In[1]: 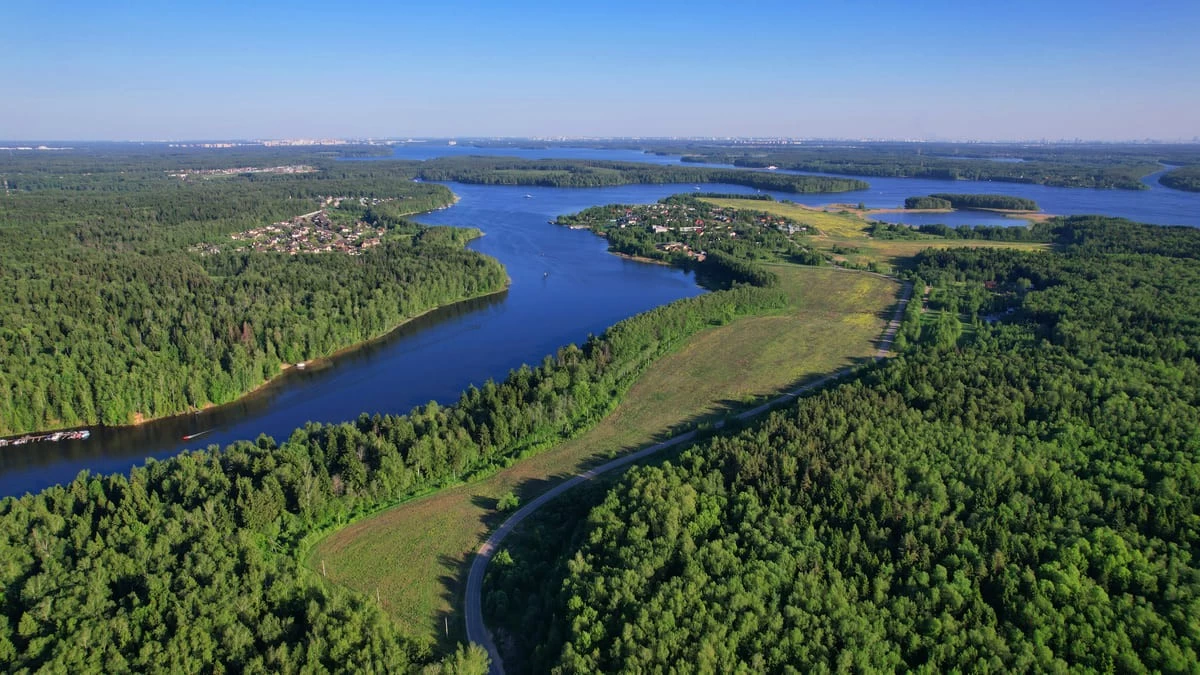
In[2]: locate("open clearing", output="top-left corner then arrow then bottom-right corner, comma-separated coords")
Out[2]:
307,264 -> 899,650
701,197 -> 1049,271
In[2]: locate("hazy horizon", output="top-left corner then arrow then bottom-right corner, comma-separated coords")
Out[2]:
4,136 -> 1200,145
3,0 -> 1198,141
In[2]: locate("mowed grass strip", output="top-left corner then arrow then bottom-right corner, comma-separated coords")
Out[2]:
307,265 -> 899,650
702,197 -> 1049,270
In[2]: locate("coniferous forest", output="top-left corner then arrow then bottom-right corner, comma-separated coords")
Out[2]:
484,216 -> 1200,672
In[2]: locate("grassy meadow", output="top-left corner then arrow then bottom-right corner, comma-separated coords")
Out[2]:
306,264 -> 900,650
701,197 -> 1049,271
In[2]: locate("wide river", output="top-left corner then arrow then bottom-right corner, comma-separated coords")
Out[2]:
3,147 -> 1199,496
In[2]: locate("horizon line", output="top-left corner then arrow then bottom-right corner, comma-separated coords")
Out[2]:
3,136 -> 1200,146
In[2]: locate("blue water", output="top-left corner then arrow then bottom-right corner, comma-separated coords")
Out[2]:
353,145 -> 1200,226
770,168 -> 1199,227
5,146 -> 1199,497
0,181 -> 772,497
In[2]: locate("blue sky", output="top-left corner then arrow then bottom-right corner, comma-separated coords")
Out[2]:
2,0 -> 1198,140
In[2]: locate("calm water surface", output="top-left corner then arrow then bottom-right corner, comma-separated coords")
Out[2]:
0,181 -> 770,497
4,147 -> 1199,496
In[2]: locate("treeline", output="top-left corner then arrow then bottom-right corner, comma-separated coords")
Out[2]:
489,216 -> 1200,671
647,143 -> 1163,190
866,221 -> 1051,242
0,276 -> 788,671
0,152 -> 508,434
411,157 -> 869,193
0,241 -> 507,434
923,193 -> 1039,211
702,250 -> 780,287
1159,165 -> 1200,192
904,196 -> 953,209
691,192 -> 774,201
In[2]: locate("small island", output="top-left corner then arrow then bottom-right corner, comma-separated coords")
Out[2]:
905,193 -> 1039,211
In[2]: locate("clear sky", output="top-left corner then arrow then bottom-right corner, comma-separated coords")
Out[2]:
2,0 -> 1198,141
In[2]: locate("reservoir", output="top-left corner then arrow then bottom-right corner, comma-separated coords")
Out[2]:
0,182 -> 743,497
3,149 -> 1199,496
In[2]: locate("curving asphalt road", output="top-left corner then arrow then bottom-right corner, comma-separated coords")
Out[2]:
465,279 -> 912,674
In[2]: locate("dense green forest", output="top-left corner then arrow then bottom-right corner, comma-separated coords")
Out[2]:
1160,166 -> 1200,192
923,193 -> 1039,211
0,248 -> 791,671
658,143 -> 1173,190
410,157 -> 869,193
0,152 -> 509,434
904,196 -> 953,209
482,216 -> 1200,672
904,194 -> 1038,211
866,221 -> 1050,242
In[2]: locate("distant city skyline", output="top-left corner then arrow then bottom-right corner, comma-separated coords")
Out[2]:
3,0 -> 1198,141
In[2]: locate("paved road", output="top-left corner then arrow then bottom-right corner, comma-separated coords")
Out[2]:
465,279 -> 913,674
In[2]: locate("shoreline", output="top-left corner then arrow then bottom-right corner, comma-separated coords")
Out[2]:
0,282 -> 512,444
612,251 -> 673,266
0,194 -> 514,443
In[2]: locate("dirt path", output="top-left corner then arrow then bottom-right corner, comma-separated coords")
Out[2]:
465,277 -> 913,674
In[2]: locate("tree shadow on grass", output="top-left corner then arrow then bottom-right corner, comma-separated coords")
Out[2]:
428,357 -> 877,658
433,552 -> 470,651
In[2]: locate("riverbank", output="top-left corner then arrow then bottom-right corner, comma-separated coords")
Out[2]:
0,237 -> 509,445
307,263 -> 900,652
52,283 -> 510,441
612,251 -> 672,266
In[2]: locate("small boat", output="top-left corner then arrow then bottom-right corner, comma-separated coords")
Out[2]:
544,271 -> 550,278
296,362 -> 307,369
182,430 -> 211,441
524,194 -> 534,199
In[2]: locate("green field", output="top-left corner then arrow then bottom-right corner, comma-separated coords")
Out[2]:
701,197 -> 1049,271
307,264 -> 899,650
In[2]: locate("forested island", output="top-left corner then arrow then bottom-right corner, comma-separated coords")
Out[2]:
626,140 -> 1200,190
905,194 -> 1039,211
0,151 -> 507,435
1159,165 -> 1200,192
410,157 -> 869,193
484,215 -> 1200,671
648,139 -> 1200,189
